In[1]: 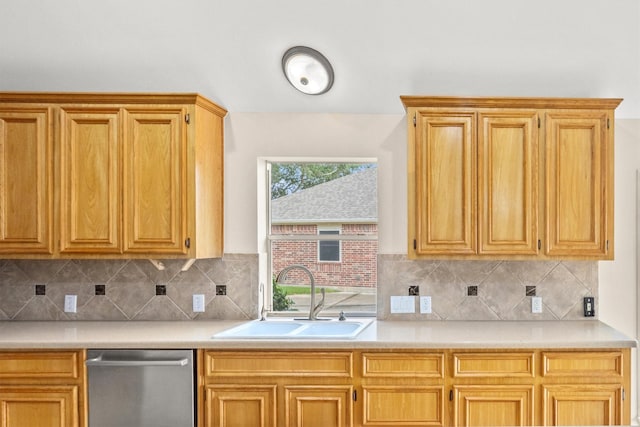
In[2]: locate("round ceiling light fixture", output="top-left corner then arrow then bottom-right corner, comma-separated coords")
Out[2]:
282,46 -> 334,95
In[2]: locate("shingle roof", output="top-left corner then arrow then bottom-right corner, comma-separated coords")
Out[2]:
271,167 -> 377,224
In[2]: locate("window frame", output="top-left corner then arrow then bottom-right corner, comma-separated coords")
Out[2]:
259,157 -> 378,317
317,227 -> 341,263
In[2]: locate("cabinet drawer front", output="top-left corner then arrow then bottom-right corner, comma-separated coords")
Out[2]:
204,351 -> 353,378
542,351 -> 623,377
0,352 -> 80,379
453,352 -> 535,378
362,352 -> 444,378
362,386 -> 445,426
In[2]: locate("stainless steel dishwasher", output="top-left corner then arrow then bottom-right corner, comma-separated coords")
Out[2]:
86,349 -> 195,427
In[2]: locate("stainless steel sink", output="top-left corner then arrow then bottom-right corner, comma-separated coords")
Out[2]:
213,318 -> 374,340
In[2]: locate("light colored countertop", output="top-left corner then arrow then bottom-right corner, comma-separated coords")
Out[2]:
0,320 -> 635,350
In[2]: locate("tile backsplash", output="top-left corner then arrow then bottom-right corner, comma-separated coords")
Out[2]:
377,255 -> 598,320
0,254 -> 597,321
0,254 -> 258,321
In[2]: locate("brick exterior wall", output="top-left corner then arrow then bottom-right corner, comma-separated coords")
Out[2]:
271,224 -> 377,288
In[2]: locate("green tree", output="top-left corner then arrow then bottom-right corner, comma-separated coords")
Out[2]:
271,163 -> 373,199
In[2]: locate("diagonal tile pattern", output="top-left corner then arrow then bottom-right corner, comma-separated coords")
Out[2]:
378,255 -> 599,321
0,254 -> 258,321
0,253 -> 598,322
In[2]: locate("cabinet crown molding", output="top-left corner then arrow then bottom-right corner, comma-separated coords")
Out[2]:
400,95 -> 623,111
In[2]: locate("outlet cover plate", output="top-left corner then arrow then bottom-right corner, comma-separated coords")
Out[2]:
390,296 -> 415,313
420,296 -> 432,314
193,294 -> 206,313
531,296 -> 543,314
64,295 -> 77,313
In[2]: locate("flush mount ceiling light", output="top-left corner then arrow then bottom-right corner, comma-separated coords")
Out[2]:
282,46 -> 334,95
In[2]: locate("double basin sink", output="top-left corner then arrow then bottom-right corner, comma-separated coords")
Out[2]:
213,318 -> 374,340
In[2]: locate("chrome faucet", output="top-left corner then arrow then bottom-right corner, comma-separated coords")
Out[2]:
275,264 -> 325,321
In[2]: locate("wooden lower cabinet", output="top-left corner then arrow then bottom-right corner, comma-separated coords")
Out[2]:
0,350 -> 85,427
199,348 -> 630,427
0,385 -> 79,427
542,384 -> 622,426
453,385 -> 534,427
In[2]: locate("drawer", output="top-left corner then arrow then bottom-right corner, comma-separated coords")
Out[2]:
0,351 -> 81,380
204,351 -> 353,378
542,351 -> 623,377
452,352 -> 535,378
362,352 -> 444,378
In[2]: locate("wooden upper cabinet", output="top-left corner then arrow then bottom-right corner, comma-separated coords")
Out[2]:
124,109 -> 186,254
478,111 -> 538,255
0,92 -> 226,259
0,109 -> 52,254
412,111 -> 476,255
59,108 -> 121,253
545,111 -> 612,258
403,96 -> 621,260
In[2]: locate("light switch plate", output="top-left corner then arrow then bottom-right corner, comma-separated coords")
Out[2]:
193,294 -> 205,313
419,296 -> 432,314
531,296 -> 543,314
390,296 -> 415,313
64,295 -> 77,313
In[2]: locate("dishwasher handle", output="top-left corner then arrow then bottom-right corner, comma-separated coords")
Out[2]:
86,354 -> 189,367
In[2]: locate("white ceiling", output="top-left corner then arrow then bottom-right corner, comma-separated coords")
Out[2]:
2,0 -> 639,117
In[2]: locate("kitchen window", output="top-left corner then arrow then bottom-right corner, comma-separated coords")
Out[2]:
261,159 -> 377,317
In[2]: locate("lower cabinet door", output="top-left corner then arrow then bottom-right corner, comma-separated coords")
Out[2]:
0,385 -> 79,427
543,384 -> 622,426
205,385 -> 277,427
361,386 -> 445,426
285,385 -> 353,427
453,385 -> 534,427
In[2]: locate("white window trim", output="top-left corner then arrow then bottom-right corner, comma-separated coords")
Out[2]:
257,157 -> 378,315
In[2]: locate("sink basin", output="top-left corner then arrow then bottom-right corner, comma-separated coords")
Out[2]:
213,318 -> 374,340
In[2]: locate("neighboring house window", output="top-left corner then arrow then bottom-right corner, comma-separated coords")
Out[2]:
318,228 -> 340,262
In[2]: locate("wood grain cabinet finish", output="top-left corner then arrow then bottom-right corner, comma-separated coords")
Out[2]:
0,108 -> 53,254
0,92 -> 226,259
0,350 -> 85,427
403,96 -> 621,260
198,349 -> 630,427
201,351 -> 354,427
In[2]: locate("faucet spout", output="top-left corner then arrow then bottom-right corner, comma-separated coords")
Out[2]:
275,264 -> 324,321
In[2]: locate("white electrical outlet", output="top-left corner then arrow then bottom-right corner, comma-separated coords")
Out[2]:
390,296 -> 415,313
420,296 -> 432,314
64,295 -> 77,313
531,296 -> 543,314
193,294 -> 205,313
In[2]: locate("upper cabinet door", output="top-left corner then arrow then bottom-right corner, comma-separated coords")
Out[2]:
545,111 -> 612,258
411,111 -> 476,255
478,112 -> 538,255
59,109 -> 121,253
0,109 -> 52,253
124,109 -> 187,254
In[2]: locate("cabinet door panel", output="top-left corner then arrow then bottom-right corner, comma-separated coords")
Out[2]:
0,385 -> 79,427
124,109 -> 186,253
479,112 -> 538,254
285,386 -> 352,427
59,109 -> 121,253
413,112 -> 476,255
543,384 -> 621,426
362,386 -> 444,426
0,110 -> 52,253
545,112 -> 610,257
453,385 -> 534,427
206,385 -> 276,427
